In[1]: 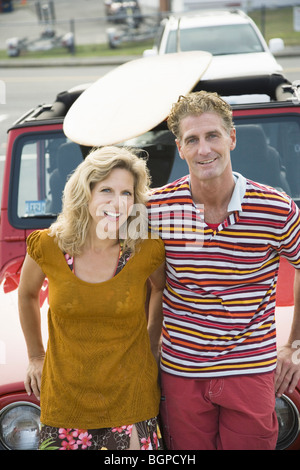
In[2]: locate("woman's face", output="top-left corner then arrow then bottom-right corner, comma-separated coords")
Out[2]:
88,168 -> 135,240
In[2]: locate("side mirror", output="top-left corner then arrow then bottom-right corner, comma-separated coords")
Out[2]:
143,48 -> 158,58
269,38 -> 285,53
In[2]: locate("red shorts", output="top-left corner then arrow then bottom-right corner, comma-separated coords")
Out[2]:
160,371 -> 278,450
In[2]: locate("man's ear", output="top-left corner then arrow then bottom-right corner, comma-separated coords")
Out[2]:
230,127 -> 236,151
176,138 -> 185,161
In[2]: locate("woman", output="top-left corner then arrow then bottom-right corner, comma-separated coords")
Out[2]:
18,146 -> 165,450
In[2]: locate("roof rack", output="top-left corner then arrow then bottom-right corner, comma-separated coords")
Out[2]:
193,73 -> 291,101
281,81 -> 300,103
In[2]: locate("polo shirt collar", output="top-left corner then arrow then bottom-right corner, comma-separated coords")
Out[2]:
228,172 -> 247,212
187,171 -> 246,212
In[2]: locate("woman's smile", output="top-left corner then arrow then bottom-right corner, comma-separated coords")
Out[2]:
89,168 -> 135,238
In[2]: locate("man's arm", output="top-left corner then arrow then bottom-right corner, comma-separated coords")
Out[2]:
275,268 -> 300,397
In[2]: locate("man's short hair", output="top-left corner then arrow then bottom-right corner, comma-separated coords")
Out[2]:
167,90 -> 234,139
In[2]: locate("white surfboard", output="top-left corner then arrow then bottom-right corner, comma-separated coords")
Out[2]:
63,51 -> 212,147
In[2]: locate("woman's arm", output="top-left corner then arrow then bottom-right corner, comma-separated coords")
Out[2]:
147,262 -> 165,364
18,253 -> 46,399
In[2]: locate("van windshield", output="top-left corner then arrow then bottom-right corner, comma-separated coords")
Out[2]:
166,24 -> 264,55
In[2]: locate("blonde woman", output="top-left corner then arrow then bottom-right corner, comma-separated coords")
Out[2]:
18,146 -> 165,450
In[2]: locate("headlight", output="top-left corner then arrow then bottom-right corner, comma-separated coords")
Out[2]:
276,395 -> 300,450
0,402 -> 40,450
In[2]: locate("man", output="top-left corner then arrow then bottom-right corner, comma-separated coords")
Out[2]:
147,91 -> 300,450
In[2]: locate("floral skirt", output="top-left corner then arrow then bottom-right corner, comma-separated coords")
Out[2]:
39,416 -> 163,450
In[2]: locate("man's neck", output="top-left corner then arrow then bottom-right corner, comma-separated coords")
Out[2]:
190,173 -> 236,225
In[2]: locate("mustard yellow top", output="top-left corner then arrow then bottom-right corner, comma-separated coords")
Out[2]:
26,229 -> 165,429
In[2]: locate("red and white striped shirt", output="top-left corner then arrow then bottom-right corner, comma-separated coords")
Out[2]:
148,173 -> 300,378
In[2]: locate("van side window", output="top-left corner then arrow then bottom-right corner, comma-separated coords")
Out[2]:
9,132 -> 83,229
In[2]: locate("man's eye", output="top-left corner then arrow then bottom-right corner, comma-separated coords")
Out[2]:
186,138 -> 197,145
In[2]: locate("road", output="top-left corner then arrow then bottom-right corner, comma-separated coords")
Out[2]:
279,56 -> 300,83
0,64 -> 115,154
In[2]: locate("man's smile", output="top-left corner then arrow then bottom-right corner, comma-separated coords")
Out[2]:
198,157 -> 218,165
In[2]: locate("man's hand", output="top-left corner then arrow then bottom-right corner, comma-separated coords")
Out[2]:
275,343 -> 300,397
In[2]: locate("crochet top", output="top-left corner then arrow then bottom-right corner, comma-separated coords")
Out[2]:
26,229 -> 165,429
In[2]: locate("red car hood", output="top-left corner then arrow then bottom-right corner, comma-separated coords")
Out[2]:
0,288 -> 48,387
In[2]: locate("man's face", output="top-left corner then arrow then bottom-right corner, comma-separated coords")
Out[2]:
176,112 -> 236,184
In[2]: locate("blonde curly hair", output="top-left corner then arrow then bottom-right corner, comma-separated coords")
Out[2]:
167,90 -> 234,139
49,146 -> 151,256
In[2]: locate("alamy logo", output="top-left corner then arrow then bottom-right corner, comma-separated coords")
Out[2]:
292,340 -> 300,365
95,201 -> 205,248
148,202 -> 205,248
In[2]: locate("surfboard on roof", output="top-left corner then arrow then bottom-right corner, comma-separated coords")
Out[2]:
63,51 -> 212,147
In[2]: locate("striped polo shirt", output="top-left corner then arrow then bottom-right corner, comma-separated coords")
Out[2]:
148,172 -> 300,378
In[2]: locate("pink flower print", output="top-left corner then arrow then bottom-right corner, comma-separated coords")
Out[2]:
65,253 -> 74,268
64,253 -> 73,265
112,425 -> 127,433
60,439 -> 78,450
71,429 -> 87,438
78,431 -> 92,449
153,431 -> 158,449
140,436 -> 152,450
58,428 -> 74,441
125,425 -> 133,436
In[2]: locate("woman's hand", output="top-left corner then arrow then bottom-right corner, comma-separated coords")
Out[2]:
18,253 -> 46,401
24,355 -> 45,400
